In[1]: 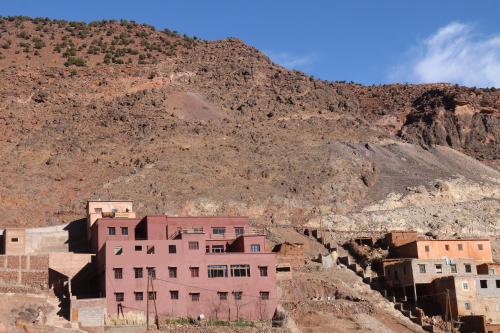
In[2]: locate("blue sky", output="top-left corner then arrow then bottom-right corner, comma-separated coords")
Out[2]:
1,1 -> 500,87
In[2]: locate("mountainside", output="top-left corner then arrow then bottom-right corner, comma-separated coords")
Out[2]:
0,17 -> 498,234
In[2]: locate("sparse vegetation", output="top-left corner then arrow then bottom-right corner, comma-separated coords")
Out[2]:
64,56 -> 86,67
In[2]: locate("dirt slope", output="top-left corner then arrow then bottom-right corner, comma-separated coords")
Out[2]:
0,17 -> 498,233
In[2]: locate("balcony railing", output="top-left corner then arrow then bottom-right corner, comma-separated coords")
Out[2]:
169,228 -> 265,240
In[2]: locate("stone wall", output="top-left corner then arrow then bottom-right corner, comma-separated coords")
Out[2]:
0,254 -> 49,292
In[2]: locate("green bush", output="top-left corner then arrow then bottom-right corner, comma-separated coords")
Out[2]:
32,38 -> 45,49
64,56 -> 86,67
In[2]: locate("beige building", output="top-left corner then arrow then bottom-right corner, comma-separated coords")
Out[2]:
86,201 -> 135,237
432,275 -> 500,325
2,228 -> 26,255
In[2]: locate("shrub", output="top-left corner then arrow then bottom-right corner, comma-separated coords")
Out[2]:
32,38 -> 45,49
64,56 -> 86,67
17,30 -> 30,39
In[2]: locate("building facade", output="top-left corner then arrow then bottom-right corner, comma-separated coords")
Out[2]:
393,239 -> 493,262
93,215 -> 277,320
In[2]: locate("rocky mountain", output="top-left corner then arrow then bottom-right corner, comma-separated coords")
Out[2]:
0,17 -> 498,236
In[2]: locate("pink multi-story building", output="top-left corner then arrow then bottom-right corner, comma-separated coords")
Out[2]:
91,215 -> 277,320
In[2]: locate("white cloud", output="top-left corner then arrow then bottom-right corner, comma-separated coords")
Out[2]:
265,50 -> 316,70
394,22 -> 500,87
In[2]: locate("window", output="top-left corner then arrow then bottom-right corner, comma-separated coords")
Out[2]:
488,268 -> 495,275
193,227 -> 203,232
463,281 -> 469,290
424,245 -> 430,252
450,264 -> 457,273
445,244 -> 449,251
465,264 -> 472,273
188,241 -> 199,250
212,245 -> 224,253
259,266 -> 268,277
134,267 -> 143,279
113,268 -> 123,279
148,292 -> 156,300
496,280 -> 500,288
231,264 -> 250,277
458,243 -> 463,251
235,227 -> 244,236
435,264 -> 442,274
115,292 -> 124,302
418,264 -> 426,274
190,293 -> 200,302
170,290 -> 179,300
134,292 -> 143,301
478,244 -> 484,250
480,280 -> 488,289
208,265 -> 228,278
205,245 -> 210,253
190,267 -> 199,277
260,291 -> 270,300
168,245 -> 176,254
251,244 -> 261,252
147,246 -> 155,254
108,227 -> 116,235
135,245 -> 142,251
212,227 -> 225,236
464,302 -> 471,310
233,291 -> 242,300
218,292 -> 228,300
168,267 -> 177,278
147,267 -> 156,279
11,238 -> 18,242
121,227 -> 128,235
114,247 -> 123,255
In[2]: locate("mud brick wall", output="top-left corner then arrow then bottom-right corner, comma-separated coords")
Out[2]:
0,254 -> 49,290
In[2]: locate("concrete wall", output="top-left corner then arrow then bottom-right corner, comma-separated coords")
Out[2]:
71,297 -> 106,328
0,254 -> 49,291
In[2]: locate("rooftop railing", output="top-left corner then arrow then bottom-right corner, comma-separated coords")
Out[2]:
168,228 -> 265,240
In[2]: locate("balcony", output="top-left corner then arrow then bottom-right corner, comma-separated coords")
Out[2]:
169,228 -> 265,240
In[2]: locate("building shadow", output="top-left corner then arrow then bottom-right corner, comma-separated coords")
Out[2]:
64,218 -> 88,253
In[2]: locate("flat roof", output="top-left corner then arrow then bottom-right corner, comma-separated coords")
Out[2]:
87,200 -> 133,203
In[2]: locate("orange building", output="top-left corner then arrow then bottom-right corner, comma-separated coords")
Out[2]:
393,239 -> 492,262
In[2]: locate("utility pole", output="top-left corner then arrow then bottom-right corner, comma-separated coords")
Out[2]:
150,275 -> 160,329
146,273 -> 150,331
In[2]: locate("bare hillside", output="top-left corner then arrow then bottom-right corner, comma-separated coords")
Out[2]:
0,17 -> 498,234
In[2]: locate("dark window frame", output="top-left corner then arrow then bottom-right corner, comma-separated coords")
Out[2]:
168,244 -> 177,254
190,292 -> 200,302
168,266 -> 177,278
170,290 -> 179,300
108,227 -> 116,235
134,292 -> 143,301
190,267 -> 199,278
134,267 -> 143,279
113,268 -> 123,279
115,292 -> 124,302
